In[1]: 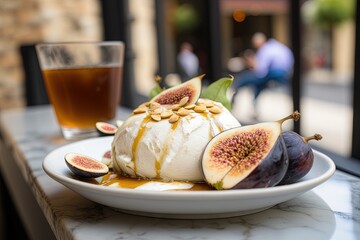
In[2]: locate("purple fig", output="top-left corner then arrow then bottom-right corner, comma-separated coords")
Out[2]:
279,132 -> 322,185
96,122 -> 117,136
65,153 -> 109,178
201,111 -> 301,190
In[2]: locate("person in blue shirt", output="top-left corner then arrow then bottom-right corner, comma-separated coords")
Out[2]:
233,32 -> 294,118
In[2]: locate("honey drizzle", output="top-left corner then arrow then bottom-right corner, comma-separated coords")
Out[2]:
210,113 -> 224,132
90,171 -> 212,191
155,119 -> 180,178
199,112 -> 216,139
131,116 -> 151,175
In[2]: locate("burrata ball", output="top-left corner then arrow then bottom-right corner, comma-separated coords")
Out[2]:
111,99 -> 240,182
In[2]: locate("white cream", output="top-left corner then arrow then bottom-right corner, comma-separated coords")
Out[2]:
111,100 -> 240,182
134,182 -> 194,191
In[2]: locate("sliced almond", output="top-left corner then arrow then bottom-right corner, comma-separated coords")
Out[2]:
169,114 -> 179,123
209,106 -> 222,114
139,102 -> 150,108
177,108 -> 190,116
133,107 -> 147,114
151,114 -> 161,122
171,104 -> 181,111
204,101 -> 214,108
194,105 -> 206,113
149,102 -> 161,111
138,104 -> 147,109
197,99 -> 205,104
184,104 -> 196,110
160,110 -> 173,119
179,96 -> 189,107
150,108 -> 163,115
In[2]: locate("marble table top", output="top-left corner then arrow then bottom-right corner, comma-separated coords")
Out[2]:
0,105 -> 359,240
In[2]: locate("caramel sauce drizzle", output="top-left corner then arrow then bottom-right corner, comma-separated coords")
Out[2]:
155,119 -> 180,178
102,174 -> 150,188
131,116 -> 151,175
199,112 -> 223,138
210,113 -> 224,132
85,171 -> 212,191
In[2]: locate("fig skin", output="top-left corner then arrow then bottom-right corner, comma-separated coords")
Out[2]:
150,75 -> 203,105
202,111 -> 300,190
278,131 -> 322,185
65,153 -> 109,178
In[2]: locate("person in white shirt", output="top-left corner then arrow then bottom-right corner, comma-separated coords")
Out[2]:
233,32 -> 294,117
177,42 -> 200,81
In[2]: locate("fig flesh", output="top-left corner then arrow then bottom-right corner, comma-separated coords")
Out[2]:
65,153 -> 109,178
279,132 -> 322,185
201,111 -> 300,190
150,75 -> 203,105
96,122 -> 117,136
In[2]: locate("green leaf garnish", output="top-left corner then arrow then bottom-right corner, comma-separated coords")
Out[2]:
149,75 -> 163,100
200,76 -> 233,111
149,85 -> 163,100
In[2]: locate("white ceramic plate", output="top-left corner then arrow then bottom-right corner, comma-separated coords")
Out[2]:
43,136 -> 336,219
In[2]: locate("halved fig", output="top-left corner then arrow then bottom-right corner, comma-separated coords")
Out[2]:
96,122 -> 117,136
65,153 -> 109,178
201,111 -> 300,190
150,75 -> 203,105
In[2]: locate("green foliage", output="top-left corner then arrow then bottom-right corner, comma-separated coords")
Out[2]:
313,0 -> 354,27
174,4 -> 200,33
149,85 -> 163,100
200,76 -> 233,111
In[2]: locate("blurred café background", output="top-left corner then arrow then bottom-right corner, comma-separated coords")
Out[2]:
0,1 -> 357,156
2,0 -> 355,154
0,0 -> 357,160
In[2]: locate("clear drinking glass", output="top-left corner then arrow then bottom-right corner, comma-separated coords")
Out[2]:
36,42 -> 124,140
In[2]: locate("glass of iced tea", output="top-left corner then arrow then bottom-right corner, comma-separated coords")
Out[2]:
36,42 -> 124,140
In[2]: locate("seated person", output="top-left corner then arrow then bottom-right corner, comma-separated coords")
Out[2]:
233,32 -> 294,116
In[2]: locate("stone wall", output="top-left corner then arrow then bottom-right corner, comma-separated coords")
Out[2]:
0,0 -> 102,109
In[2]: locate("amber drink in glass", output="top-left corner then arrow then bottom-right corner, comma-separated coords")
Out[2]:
36,42 -> 124,140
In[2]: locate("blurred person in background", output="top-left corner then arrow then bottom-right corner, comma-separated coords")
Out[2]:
233,32 -> 294,118
177,41 -> 200,82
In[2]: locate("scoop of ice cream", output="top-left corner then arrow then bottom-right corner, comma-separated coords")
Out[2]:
111,99 -> 240,182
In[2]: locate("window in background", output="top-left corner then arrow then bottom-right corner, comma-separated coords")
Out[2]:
117,0 -> 354,158
300,0 -> 355,156
103,0 -> 360,174
129,0 -> 158,98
